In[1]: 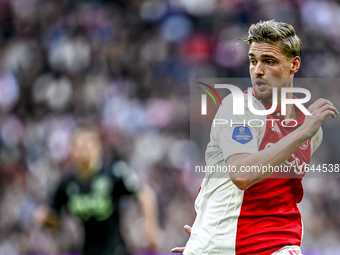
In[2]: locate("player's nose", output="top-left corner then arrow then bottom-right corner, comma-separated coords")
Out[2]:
254,62 -> 265,77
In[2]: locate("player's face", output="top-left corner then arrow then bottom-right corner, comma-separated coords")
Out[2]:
71,130 -> 102,171
248,42 -> 300,101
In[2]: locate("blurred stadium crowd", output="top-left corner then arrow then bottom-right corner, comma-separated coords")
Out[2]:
0,0 -> 340,254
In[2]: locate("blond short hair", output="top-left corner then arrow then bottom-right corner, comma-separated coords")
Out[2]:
246,20 -> 302,59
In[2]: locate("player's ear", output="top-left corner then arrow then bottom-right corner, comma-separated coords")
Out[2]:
290,56 -> 300,74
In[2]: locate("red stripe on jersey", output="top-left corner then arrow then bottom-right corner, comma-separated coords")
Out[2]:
235,91 -> 310,255
195,187 -> 202,215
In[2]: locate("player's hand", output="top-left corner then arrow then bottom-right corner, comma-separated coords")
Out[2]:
145,225 -> 163,252
171,225 -> 191,253
34,206 -> 59,229
147,233 -> 158,252
300,98 -> 338,139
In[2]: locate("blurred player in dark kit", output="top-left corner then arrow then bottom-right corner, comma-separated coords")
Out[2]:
36,127 -> 160,255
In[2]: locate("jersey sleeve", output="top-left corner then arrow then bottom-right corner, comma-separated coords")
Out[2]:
111,161 -> 142,196
310,127 -> 323,156
211,93 -> 266,162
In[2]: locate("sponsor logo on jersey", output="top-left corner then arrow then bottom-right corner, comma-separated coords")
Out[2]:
232,126 -> 253,144
271,123 -> 282,135
299,140 -> 308,150
67,175 -> 114,221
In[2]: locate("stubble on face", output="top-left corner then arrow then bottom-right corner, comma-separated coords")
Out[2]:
254,80 -> 273,101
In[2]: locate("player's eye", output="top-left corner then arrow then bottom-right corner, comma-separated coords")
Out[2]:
265,60 -> 274,65
249,59 -> 257,65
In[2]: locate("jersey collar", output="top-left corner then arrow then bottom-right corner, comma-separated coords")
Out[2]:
251,87 -> 306,126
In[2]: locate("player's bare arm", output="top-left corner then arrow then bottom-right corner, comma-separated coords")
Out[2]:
137,184 -> 161,251
228,98 -> 338,190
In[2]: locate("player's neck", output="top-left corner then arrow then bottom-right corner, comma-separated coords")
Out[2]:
267,92 -> 300,120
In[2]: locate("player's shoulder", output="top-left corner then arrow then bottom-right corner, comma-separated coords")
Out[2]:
219,91 -> 265,117
220,92 -> 247,105
109,160 -> 140,182
110,160 -> 132,178
110,160 -> 142,193
221,90 -> 261,102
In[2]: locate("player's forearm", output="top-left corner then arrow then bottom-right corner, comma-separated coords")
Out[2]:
228,127 -> 308,189
137,185 -> 159,250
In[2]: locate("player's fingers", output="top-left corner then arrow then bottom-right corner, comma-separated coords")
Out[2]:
321,109 -> 337,119
311,104 -> 338,116
317,104 -> 338,117
315,98 -> 333,107
312,98 -> 327,107
171,247 -> 185,253
184,225 -> 192,234
332,106 -> 339,115
309,99 -> 334,112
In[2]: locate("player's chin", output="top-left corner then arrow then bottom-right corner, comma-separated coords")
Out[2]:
255,90 -> 272,101
77,160 -> 91,169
